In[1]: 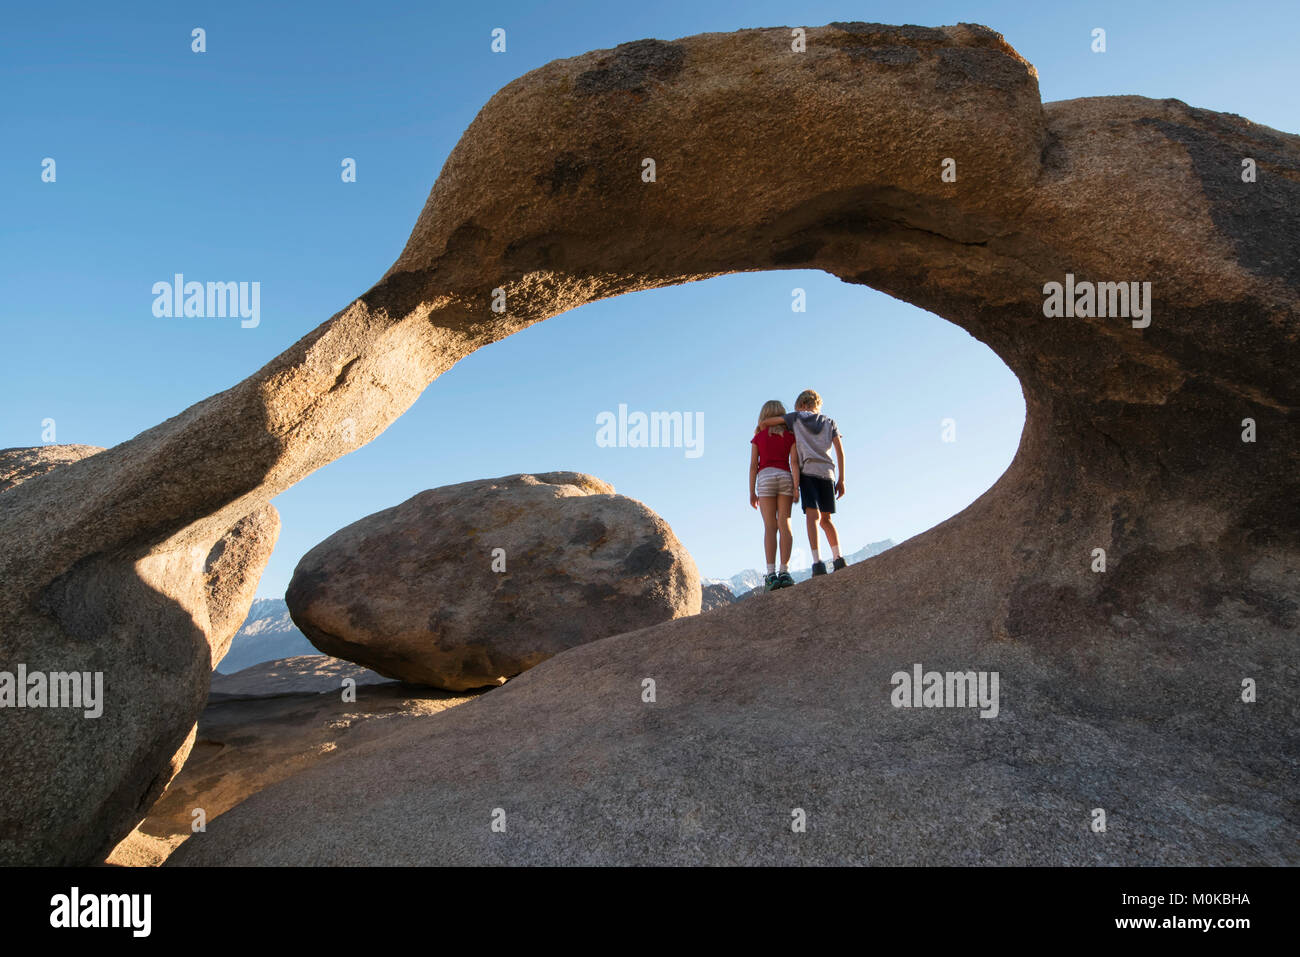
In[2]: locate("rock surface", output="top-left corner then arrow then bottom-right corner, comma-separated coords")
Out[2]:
0,447 -> 279,864
0,444 -> 106,493
107,656 -> 476,866
203,513 -> 283,668
0,449 -> 279,677
3,22 -> 1297,864
207,655 -> 391,699
287,472 -> 700,691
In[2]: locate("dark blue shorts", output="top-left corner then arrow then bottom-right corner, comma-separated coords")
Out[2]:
799,475 -> 836,514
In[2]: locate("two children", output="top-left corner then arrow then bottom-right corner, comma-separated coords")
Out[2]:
750,390 -> 846,590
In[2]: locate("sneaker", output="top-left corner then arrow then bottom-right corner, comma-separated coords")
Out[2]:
777,571 -> 796,588
811,561 -> 828,576
832,557 -> 847,571
763,573 -> 780,592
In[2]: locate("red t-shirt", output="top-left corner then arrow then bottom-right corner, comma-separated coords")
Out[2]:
751,427 -> 796,471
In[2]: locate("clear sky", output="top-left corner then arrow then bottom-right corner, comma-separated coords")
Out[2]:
3,1 -> 1295,592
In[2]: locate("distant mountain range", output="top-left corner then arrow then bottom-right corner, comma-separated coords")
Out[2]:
217,598 -> 316,674
704,539 -> 895,596
222,540 -> 896,673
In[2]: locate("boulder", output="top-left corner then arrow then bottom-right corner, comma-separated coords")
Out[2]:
286,472 -> 700,691
4,21 -> 1297,864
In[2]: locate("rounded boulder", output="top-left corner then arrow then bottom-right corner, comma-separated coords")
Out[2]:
286,472 -> 700,690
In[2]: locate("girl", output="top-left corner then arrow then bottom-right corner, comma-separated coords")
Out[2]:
748,399 -> 800,590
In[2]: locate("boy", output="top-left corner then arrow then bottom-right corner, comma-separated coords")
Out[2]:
756,389 -> 846,576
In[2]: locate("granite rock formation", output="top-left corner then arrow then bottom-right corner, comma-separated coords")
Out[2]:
0,447 -> 279,864
3,22 -> 1296,865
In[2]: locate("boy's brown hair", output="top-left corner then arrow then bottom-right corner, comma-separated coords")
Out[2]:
795,389 -> 822,412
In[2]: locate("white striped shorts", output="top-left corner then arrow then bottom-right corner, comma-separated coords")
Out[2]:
755,467 -> 794,498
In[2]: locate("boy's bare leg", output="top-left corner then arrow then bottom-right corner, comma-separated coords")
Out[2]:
819,513 -> 841,553
759,497 -> 779,566
805,507 -> 821,554
777,495 -> 794,566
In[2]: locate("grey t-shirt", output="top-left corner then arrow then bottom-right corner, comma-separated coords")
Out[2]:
783,411 -> 841,479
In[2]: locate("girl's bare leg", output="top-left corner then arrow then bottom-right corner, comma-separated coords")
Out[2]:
758,496 -> 778,566
777,494 -> 794,567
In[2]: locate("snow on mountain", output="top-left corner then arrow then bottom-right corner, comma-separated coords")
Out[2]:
218,598 -> 316,674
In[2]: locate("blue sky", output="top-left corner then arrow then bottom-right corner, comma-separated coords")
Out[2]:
2,1 -> 1294,591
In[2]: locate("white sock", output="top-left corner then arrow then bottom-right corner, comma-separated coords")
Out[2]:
832,546 -> 842,560
766,562 -> 776,574
811,550 -> 821,565
779,562 -> 788,573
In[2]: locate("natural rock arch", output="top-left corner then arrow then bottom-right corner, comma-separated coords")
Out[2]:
1,23 -> 1296,864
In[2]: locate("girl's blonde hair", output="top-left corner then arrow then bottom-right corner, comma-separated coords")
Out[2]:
758,399 -> 787,435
